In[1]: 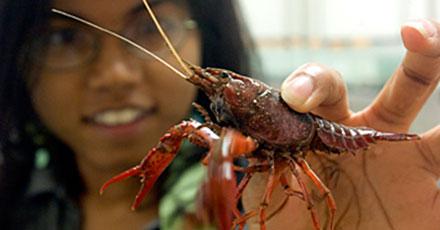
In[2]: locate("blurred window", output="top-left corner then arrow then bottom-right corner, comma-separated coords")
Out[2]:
238,0 -> 439,132
239,0 -> 439,86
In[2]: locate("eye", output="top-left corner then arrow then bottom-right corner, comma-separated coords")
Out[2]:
126,14 -> 179,52
44,27 -> 95,55
39,26 -> 96,70
220,71 -> 230,78
47,27 -> 79,47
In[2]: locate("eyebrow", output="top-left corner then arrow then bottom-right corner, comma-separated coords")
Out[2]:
127,0 -> 163,17
50,0 -> 164,23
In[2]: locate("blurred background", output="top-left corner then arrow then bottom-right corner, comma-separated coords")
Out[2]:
238,0 -> 439,133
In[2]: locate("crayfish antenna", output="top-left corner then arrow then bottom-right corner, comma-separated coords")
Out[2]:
51,9 -> 189,81
141,0 -> 193,76
182,59 -> 202,71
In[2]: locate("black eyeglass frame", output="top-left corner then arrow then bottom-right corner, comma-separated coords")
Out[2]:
25,14 -> 197,72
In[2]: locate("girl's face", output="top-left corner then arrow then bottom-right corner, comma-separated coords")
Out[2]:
31,0 -> 199,171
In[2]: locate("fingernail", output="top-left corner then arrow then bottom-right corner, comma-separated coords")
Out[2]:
405,19 -> 436,38
281,75 -> 314,106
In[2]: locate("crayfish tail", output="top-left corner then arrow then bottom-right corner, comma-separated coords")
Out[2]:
313,117 -> 420,154
99,166 -> 142,195
371,132 -> 420,141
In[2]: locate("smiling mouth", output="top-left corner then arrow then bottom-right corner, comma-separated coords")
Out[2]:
83,106 -> 158,127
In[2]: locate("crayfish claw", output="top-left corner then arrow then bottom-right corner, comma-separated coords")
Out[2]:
131,172 -> 159,210
99,166 -> 142,195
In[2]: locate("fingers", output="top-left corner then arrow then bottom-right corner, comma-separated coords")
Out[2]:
362,19 -> 440,132
422,125 -> 440,157
281,63 -> 351,122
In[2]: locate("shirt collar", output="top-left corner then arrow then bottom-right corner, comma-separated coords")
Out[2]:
24,166 -> 62,199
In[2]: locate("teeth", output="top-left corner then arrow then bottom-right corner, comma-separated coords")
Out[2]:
94,108 -> 143,126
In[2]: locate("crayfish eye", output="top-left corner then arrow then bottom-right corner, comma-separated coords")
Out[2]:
220,71 -> 230,79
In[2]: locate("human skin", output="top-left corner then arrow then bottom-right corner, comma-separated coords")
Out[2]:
243,19 -> 440,230
27,1 -> 439,229
30,0 -> 200,229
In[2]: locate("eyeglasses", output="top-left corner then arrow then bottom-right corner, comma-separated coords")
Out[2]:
29,14 -> 197,71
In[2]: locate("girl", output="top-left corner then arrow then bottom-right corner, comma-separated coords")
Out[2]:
0,0 -> 255,229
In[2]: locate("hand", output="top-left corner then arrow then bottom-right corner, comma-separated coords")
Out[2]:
242,19 -> 440,230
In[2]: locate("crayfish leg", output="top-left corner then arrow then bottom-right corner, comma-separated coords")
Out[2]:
257,160 -> 282,230
279,172 -> 304,201
298,158 -> 336,230
288,160 -> 321,230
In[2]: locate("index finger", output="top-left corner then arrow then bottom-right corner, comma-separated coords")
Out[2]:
361,19 -> 440,132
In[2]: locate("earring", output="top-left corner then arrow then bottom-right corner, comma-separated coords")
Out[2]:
25,122 -> 50,169
34,147 -> 50,170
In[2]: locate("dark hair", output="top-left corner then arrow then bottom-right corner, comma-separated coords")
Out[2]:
0,0 -> 256,226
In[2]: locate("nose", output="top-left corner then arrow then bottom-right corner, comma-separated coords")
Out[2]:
88,38 -> 142,94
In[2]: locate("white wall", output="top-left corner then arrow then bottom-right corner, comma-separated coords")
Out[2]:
239,0 -> 439,40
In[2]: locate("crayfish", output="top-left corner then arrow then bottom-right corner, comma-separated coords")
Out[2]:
53,1 -> 420,229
